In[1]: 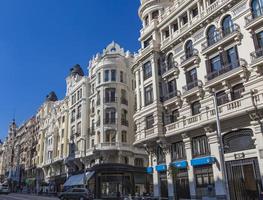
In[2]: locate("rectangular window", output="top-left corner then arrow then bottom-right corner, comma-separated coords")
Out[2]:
72,94 -> 76,105
111,70 -> 116,81
144,84 -> 153,106
195,166 -> 215,197
143,61 -> 152,80
170,109 -> 179,123
104,70 -> 109,82
120,71 -> 124,83
226,47 -> 239,68
98,72 -> 101,84
77,105 -> 81,119
210,55 -> 221,72
77,122 -> 81,135
192,6 -> 198,18
172,141 -> 186,161
71,126 -> 75,136
71,109 -> 76,122
191,101 -> 201,116
257,31 -> 263,49
192,135 -> 210,157
167,79 -> 177,94
173,22 -> 178,32
105,88 -> 116,102
143,36 -> 152,48
121,131 -> 127,143
181,13 -> 188,25
61,144 -> 64,157
146,115 -> 154,129
61,129 -> 64,138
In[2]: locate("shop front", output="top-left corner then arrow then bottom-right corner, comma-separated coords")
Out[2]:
87,163 -> 148,199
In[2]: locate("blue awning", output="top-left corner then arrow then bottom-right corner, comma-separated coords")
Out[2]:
171,160 -> 188,169
191,156 -> 216,167
155,164 -> 167,172
64,171 -> 94,187
146,167 -> 153,174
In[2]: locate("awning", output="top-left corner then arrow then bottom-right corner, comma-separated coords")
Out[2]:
146,167 -> 153,174
155,164 -> 167,172
191,156 -> 216,167
171,160 -> 188,169
64,171 -> 94,187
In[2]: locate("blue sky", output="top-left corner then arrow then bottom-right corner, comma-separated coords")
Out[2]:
0,0 -> 141,140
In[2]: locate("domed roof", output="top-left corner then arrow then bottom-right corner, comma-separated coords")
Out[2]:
46,91 -> 58,102
69,64 -> 84,77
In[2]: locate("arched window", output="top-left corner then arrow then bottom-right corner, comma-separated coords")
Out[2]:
185,40 -> 193,58
207,25 -> 217,46
167,53 -> 174,69
222,15 -> 233,36
223,129 -> 255,153
251,0 -> 263,18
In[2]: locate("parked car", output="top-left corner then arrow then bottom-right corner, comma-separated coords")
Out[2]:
59,188 -> 92,200
0,184 -> 9,194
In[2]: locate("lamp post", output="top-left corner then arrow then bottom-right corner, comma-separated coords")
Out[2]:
212,92 -> 230,200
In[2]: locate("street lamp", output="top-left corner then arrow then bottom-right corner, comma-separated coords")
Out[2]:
212,91 -> 230,200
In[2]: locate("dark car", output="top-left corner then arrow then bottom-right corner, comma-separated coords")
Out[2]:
59,188 -> 92,200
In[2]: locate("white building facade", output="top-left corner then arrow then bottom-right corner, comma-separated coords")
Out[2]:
133,0 -> 263,199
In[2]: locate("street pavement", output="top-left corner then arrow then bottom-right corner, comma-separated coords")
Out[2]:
0,193 -> 59,200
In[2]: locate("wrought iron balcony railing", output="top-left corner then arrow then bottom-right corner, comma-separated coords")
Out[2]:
245,7 -> 263,25
180,49 -> 199,64
251,48 -> 263,62
182,80 -> 200,92
205,60 -> 240,81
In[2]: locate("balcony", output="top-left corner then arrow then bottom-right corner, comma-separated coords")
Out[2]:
121,98 -> 128,106
121,119 -> 129,127
104,118 -> 116,125
250,48 -> 263,72
205,59 -> 248,87
161,63 -> 179,79
162,90 -> 182,108
201,24 -> 241,54
165,91 -> 263,137
180,49 -> 199,68
182,80 -> 203,97
245,8 -> 263,29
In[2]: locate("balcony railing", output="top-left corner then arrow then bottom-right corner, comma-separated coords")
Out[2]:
245,7 -> 263,25
206,61 -> 240,81
182,80 -> 200,92
251,48 -> 263,62
162,90 -> 180,101
121,98 -> 128,105
104,118 -> 116,125
121,119 -> 129,127
144,72 -> 152,80
202,24 -> 240,51
180,49 -> 199,64
160,62 -> 178,76
104,97 -> 117,103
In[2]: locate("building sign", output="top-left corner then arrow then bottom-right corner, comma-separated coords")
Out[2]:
234,153 -> 245,160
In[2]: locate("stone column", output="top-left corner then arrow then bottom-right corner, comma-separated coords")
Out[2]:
152,154 -> 160,198
165,151 -> 174,200
183,134 -> 196,198
206,127 -> 227,199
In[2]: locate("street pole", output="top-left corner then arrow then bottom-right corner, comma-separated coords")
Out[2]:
212,93 -> 230,200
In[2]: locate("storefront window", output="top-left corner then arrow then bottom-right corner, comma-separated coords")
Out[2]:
194,165 -> 215,198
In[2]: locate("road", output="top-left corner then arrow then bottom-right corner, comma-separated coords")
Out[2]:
0,193 -> 59,200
